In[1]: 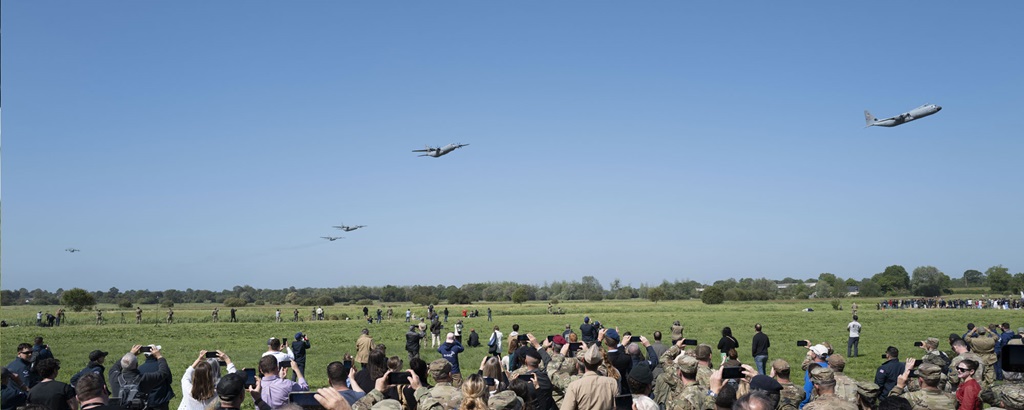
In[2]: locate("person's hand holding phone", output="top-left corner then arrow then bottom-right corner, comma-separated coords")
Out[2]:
314,388 -> 350,410
375,371 -> 391,392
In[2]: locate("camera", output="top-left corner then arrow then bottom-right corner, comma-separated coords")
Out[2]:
913,341 -> 924,347
796,340 -> 808,347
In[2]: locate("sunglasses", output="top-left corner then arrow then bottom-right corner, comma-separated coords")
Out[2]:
19,351 -> 32,355
956,367 -> 970,372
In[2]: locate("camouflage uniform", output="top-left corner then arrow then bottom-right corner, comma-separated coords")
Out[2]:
778,382 -> 806,410
803,393 -> 857,410
665,383 -> 706,410
696,364 -> 713,388
654,344 -> 685,407
980,381 -> 1024,410
946,352 -> 985,393
887,364 -> 956,410
353,389 -> 407,410
489,390 -> 524,410
828,355 -> 881,408
966,330 -> 997,385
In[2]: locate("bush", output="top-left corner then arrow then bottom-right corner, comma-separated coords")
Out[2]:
117,299 -> 133,308
255,300 -> 265,306
549,299 -> 559,305
831,299 -> 843,310
701,286 -> 725,305
60,288 -> 96,312
411,295 -> 440,306
160,299 -> 174,308
224,297 -> 248,307
354,299 -> 374,306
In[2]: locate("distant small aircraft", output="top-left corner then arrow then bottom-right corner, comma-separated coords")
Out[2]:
865,104 -> 942,127
413,143 -> 469,158
320,237 -> 344,241
65,248 -> 80,253
333,224 -> 366,232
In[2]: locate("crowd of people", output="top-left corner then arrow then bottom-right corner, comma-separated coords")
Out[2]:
877,298 -> 1023,310
4,311 -> 1024,410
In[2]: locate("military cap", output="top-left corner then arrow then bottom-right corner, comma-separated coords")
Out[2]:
629,363 -> 654,384
809,366 -> 834,384
917,363 -> 942,381
522,347 -> 542,361
977,327 -> 988,334
552,335 -> 567,345
771,359 -> 790,373
856,381 -> 881,399
925,337 -> 940,347
371,399 -> 404,410
580,345 -> 603,366
489,390 -> 524,410
1018,327 -> 1024,334
827,354 -> 846,370
750,375 -> 783,392
428,359 -> 452,380
676,355 -> 699,374
605,329 -> 620,342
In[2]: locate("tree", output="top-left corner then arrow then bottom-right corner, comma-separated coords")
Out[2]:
911,266 -> 951,297
701,286 -> 725,305
511,287 -> 529,304
446,288 -> 472,305
648,288 -> 666,303
961,270 -> 986,287
987,265 -> 1012,292
60,288 -> 96,312
858,278 -> 882,297
873,265 -> 910,294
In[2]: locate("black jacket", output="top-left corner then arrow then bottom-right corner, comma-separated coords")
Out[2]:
751,333 -> 770,357
874,358 -> 905,398
70,362 -> 107,390
292,340 -> 311,365
406,331 -> 424,353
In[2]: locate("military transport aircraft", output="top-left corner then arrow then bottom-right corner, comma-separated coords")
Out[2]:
865,104 -> 942,127
413,143 -> 469,158
65,248 -> 80,253
333,224 -> 366,232
320,237 -> 344,241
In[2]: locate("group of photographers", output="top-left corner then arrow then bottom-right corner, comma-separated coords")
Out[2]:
5,317 -> 1024,410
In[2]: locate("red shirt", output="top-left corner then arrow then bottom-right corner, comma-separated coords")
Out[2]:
956,378 -> 981,410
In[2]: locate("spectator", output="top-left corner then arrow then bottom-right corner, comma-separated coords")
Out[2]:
516,346 -> 554,409
752,323 -> 770,375
108,345 -> 171,405
262,338 -> 295,366
479,356 -> 508,393
292,333 -> 311,382
27,358 -> 78,410
467,329 -> 481,348
405,325 -> 426,362
139,347 -> 176,410
326,361 -> 363,406
1,367 -> 28,410
847,316 -> 861,358
214,373 -> 249,410
717,327 -> 738,364
886,359 -> 955,409
579,317 -> 597,344
873,346 -> 903,402
801,365 -> 853,410
770,359 -> 805,410
437,333 -> 465,387
8,343 -> 37,390
74,373 -> 115,410
258,355 -> 308,408
460,374 -> 490,410
627,363 -> 656,410
355,329 -> 375,369
671,321 -> 684,345
561,345 -> 618,410
488,326 -> 504,358
423,359 -> 459,408
955,359 -> 981,410
430,318 -> 443,348
800,345 -> 829,408
70,350 -> 109,391
353,349 -> 388,394
179,350 -> 235,410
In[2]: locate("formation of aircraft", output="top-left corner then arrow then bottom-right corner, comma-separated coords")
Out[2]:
65,248 -> 80,253
413,143 -> 469,158
865,104 -> 942,128
320,236 -> 344,241
333,224 -> 366,232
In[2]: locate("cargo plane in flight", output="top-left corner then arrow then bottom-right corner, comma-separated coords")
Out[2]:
865,104 -> 942,127
413,143 -> 469,158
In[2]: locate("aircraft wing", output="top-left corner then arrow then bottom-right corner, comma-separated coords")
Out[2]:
412,149 -> 431,152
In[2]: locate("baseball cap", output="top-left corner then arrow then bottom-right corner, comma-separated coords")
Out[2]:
427,359 -> 451,380
675,355 -> 699,373
917,363 -> 942,381
809,366 -> 834,384
295,332 -> 304,340
826,354 -> 846,371
810,344 -> 828,356
489,390 -> 524,410
771,359 -> 790,373
216,373 -> 245,401
89,350 -> 109,362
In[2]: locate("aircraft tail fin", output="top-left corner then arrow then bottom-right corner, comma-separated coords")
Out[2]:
864,110 -> 877,127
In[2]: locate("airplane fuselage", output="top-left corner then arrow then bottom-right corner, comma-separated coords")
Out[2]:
866,104 -> 942,127
416,143 -> 468,157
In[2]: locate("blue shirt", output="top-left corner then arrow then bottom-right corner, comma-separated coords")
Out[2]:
438,341 -> 464,374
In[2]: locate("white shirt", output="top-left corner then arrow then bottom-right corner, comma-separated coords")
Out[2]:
848,321 -> 861,337
178,364 -> 237,410
263,347 -> 295,363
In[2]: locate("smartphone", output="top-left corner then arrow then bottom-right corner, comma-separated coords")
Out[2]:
721,366 -> 744,379
547,335 -> 555,343
796,340 -> 808,347
484,377 -> 497,386
683,339 -> 698,346
517,334 -> 529,342
386,371 -> 412,385
205,351 -> 220,359
288,392 -> 324,410
342,360 -> 353,376
1002,344 -> 1024,372
516,374 -> 535,382
138,346 -> 152,353
629,336 -> 642,344
913,341 -> 924,347
243,368 -> 257,388
882,354 -> 888,359
568,342 -> 583,352
280,360 -> 292,368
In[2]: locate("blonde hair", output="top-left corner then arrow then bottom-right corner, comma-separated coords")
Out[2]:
460,374 -> 489,410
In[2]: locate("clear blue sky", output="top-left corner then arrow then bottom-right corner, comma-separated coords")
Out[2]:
2,2 -> 1022,292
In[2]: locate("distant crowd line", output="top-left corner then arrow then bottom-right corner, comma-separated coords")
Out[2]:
877,298 -> 1023,310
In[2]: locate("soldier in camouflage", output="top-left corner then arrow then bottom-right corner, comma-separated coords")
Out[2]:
695,344 -> 714,388
917,338 -> 951,391
947,338 -> 985,393
422,359 -> 461,409
980,369 -> 1023,410
828,354 -> 880,410
664,355 -> 706,410
966,326 -> 997,385
803,365 -> 857,410
770,359 -> 805,410
887,358 -> 956,410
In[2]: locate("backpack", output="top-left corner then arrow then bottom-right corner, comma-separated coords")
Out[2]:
117,374 -> 149,410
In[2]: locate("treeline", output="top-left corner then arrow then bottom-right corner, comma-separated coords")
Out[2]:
3,265 -> 1021,309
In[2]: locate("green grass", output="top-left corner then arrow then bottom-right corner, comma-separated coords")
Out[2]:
2,298 -> 1018,409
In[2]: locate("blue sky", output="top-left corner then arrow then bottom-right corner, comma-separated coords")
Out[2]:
2,2 -> 1022,292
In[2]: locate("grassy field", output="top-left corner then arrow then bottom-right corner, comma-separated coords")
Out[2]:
2,298 -> 1019,409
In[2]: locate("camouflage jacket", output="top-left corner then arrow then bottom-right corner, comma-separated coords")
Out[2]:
665,382 -> 706,410
778,381 -> 805,410
803,393 -> 858,410
889,386 -> 956,410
